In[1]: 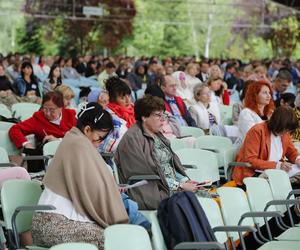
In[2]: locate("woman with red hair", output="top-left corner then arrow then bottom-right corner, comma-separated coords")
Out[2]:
235,80 -> 274,146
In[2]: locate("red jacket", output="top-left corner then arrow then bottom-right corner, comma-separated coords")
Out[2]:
9,108 -> 77,148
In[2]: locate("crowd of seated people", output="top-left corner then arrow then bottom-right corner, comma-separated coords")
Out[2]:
1,53 -> 300,248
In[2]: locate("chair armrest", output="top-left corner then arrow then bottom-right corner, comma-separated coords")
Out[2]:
128,175 -> 161,183
213,225 -> 256,233
238,211 -> 282,225
265,199 -> 300,210
226,162 -> 251,181
12,205 -> 55,249
182,164 -> 197,169
228,162 -> 252,167
174,242 -> 225,250
287,189 -> 300,199
22,155 -> 51,161
0,163 -> 16,167
100,152 -> 114,158
200,148 -> 220,153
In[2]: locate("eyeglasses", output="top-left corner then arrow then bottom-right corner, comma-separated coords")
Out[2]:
92,135 -> 106,143
197,91 -> 212,97
152,112 -> 168,120
42,107 -> 59,114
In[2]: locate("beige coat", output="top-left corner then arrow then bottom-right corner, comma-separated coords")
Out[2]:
44,127 -> 128,228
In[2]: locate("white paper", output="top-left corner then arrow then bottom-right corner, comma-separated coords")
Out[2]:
287,164 -> 300,178
119,180 -> 148,190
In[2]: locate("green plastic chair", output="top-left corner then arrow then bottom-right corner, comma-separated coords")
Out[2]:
0,146 -> 10,164
0,130 -> 20,155
175,148 -> 220,183
197,198 -> 228,245
50,243 -> 98,250
11,103 -> 40,121
43,140 -> 61,157
169,138 -> 194,152
141,211 -> 167,250
257,241 -> 300,250
1,180 -> 55,249
194,136 -> 236,179
293,142 -> 300,153
219,104 -> 233,125
0,104 -> 12,118
0,121 -> 14,131
217,187 -> 255,241
244,177 -> 300,242
264,169 -> 295,214
104,224 -> 152,250
180,126 -> 205,138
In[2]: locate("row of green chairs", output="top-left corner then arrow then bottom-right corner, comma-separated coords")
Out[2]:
0,103 -> 41,121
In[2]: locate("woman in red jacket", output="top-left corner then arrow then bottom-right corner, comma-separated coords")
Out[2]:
9,91 -> 76,149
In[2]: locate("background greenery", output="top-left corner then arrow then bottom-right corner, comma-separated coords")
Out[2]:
0,0 -> 300,60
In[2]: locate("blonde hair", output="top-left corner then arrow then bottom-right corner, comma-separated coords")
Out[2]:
185,63 -> 198,75
55,84 -> 75,99
208,65 -> 224,80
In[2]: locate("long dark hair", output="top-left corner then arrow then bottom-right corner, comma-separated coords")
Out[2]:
48,63 -> 62,85
20,61 -> 38,84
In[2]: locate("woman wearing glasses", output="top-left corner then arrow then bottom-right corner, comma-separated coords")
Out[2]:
9,91 -> 76,149
115,95 -> 201,210
32,102 -> 128,249
189,83 -> 220,134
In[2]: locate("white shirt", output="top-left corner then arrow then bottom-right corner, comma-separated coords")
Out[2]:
235,108 -> 263,146
38,187 -> 93,223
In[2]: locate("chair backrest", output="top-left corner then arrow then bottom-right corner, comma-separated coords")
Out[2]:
0,104 -> 12,118
195,136 -> 234,170
0,146 -> 10,164
141,210 -> 167,250
11,103 -> 40,121
243,177 -> 277,226
217,187 -> 254,240
293,142 -> 300,153
169,137 -> 194,152
265,169 -> 293,213
0,130 -> 19,155
50,243 -> 98,250
175,148 -> 220,183
43,140 -> 61,156
0,121 -> 15,131
104,224 -> 152,250
197,197 -> 228,244
180,126 -> 205,138
219,104 -> 233,125
1,180 -> 42,232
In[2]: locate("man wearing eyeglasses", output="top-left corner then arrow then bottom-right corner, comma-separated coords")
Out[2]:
160,75 -> 196,127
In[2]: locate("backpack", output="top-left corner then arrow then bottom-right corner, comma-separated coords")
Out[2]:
157,191 -> 216,249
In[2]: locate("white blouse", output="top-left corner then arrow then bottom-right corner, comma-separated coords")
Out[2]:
38,187 -> 93,223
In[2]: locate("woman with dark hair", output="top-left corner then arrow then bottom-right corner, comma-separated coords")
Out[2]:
235,80 -> 274,146
9,91 -> 76,149
43,63 -> 63,93
0,63 -> 19,108
15,61 -> 42,103
106,76 -> 136,128
115,95 -> 201,210
232,106 -> 300,186
32,102 -> 128,249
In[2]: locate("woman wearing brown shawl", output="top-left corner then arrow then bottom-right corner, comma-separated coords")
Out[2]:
32,102 -> 128,249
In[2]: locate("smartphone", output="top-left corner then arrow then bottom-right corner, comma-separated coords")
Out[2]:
196,181 -> 212,187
